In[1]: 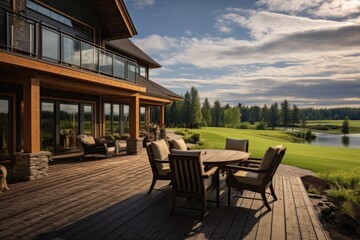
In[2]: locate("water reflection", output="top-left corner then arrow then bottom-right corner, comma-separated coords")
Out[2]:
305,132 -> 360,148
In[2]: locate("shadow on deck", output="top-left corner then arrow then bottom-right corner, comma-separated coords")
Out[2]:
0,152 -> 327,240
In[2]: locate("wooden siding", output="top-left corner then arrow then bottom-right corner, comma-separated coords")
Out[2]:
0,153 -> 328,240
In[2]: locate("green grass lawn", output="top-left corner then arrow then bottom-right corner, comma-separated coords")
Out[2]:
170,127 -> 360,174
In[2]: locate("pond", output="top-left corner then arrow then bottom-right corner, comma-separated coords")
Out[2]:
304,132 -> 360,149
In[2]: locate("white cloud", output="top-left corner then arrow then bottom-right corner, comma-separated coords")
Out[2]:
256,0 -> 360,19
133,6 -> 360,107
130,0 -> 155,9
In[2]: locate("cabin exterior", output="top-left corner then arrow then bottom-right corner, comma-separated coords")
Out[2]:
0,0 -> 181,180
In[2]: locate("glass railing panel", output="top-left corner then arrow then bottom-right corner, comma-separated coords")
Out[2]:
42,27 -> 60,61
127,60 -> 136,81
8,14 -> 36,55
114,55 -> 125,79
0,11 -> 7,47
62,35 -> 80,67
81,42 -> 98,71
99,50 -> 113,76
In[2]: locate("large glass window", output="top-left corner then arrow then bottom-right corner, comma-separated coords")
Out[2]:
127,61 -> 136,81
114,56 -> 125,79
104,103 -> 130,137
59,103 -> 78,151
140,107 -> 146,130
0,98 -> 10,159
42,28 -> 60,61
41,102 -> 55,152
81,105 -> 93,135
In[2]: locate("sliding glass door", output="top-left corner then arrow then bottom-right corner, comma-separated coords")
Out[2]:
41,100 -> 94,154
0,97 -> 11,159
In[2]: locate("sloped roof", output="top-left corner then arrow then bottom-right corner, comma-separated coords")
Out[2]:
89,0 -> 137,38
136,75 -> 183,101
107,39 -> 161,68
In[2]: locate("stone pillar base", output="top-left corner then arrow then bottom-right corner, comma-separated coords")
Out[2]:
126,138 -> 144,155
13,151 -> 51,181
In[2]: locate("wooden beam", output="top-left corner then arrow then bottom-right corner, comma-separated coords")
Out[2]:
0,52 -> 145,93
160,105 -> 165,128
22,78 -> 41,153
139,94 -> 171,104
145,106 -> 151,131
129,94 -> 139,139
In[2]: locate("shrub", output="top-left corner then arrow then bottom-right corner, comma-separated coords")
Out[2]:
255,121 -> 266,130
342,201 -> 355,219
307,185 -> 320,194
305,129 -> 316,140
183,132 -> 201,144
238,122 -> 251,129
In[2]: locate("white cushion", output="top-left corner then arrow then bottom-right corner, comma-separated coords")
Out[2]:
156,159 -> 170,176
259,147 -> 278,170
225,138 -> 248,151
172,139 -> 188,150
234,170 -> 262,186
151,139 -> 170,161
81,135 -> 95,145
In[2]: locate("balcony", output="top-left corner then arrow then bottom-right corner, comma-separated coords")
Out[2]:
0,8 -> 137,83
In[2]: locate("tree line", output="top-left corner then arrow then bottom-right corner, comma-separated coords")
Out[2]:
164,86 -> 360,128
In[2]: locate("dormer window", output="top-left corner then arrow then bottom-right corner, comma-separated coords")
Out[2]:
138,65 -> 148,78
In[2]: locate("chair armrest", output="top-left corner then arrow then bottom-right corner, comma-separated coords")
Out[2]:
248,157 -> 262,161
239,160 -> 261,165
154,159 -> 170,164
203,166 -> 219,178
226,165 -> 268,173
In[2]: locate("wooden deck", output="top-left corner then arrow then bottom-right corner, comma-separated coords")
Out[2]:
0,152 -> 328,240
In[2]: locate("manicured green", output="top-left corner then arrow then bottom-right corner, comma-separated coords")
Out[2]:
170,127 -> 360,173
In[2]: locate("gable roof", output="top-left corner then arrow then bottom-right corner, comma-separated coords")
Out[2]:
89,0 -> 137,39
106,39 -> 161,68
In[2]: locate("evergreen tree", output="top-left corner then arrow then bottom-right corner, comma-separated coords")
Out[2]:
231,106 -> 241,128
281,100 -> 290,131
190,86 -> 202,123
182,91 -> 191,123
211,100 -> 222,127
261,104 -> 269,125
292,104 -> 300,131
342,116 -> 350,136
201,98 -> 212,127
270,102 -> 279,130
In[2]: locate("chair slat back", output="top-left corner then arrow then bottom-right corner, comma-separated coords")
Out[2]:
145,142 -> 158,176
225,138 -> 249,152
169,153 -> 204,194
266,147 -> 286,182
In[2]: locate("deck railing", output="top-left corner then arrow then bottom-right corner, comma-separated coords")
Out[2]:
0,8 -> 137,83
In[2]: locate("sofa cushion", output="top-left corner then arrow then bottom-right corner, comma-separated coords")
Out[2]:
172,139 -> 188,150
151,139 -> 170,161
81,135 -> 95,145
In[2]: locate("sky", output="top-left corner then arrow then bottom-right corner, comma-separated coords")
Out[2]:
124,0 -> 360,108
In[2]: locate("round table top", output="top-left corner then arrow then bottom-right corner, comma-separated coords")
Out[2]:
201,149 -> 249,166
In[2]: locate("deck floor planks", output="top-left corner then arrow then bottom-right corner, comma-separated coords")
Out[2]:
296,177 -> 328,240
270,175 -> 286,240
290,177 -> 318,240
0,152 -> 328,240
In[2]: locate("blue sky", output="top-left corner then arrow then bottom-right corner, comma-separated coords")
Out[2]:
125,0 -> 360,108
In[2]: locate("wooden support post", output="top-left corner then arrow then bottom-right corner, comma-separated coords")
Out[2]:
160,105 -> 165,128
129,94 -> 139,139
22,78 -> 40,153
146,106 -> 151,131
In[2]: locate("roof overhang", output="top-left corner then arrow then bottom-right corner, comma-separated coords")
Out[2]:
89,0 -> 137,39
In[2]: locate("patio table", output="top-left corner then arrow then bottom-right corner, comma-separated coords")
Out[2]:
202,149 -> 249,167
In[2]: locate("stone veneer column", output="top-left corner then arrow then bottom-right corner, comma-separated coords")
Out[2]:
126,138 -> 144,155
13,151 -> 51,181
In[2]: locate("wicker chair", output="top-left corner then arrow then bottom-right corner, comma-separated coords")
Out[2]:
168,150 -> 220,220
226,145 -> 286,211
145,140 -> 172,194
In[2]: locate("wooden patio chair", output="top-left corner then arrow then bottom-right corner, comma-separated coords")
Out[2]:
225,138 -> 249,152
145,139 -> 172,194
225,145 -> 286,211
168,150 -> 220,220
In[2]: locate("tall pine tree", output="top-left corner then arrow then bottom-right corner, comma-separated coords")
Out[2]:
201,98 -> 212,127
